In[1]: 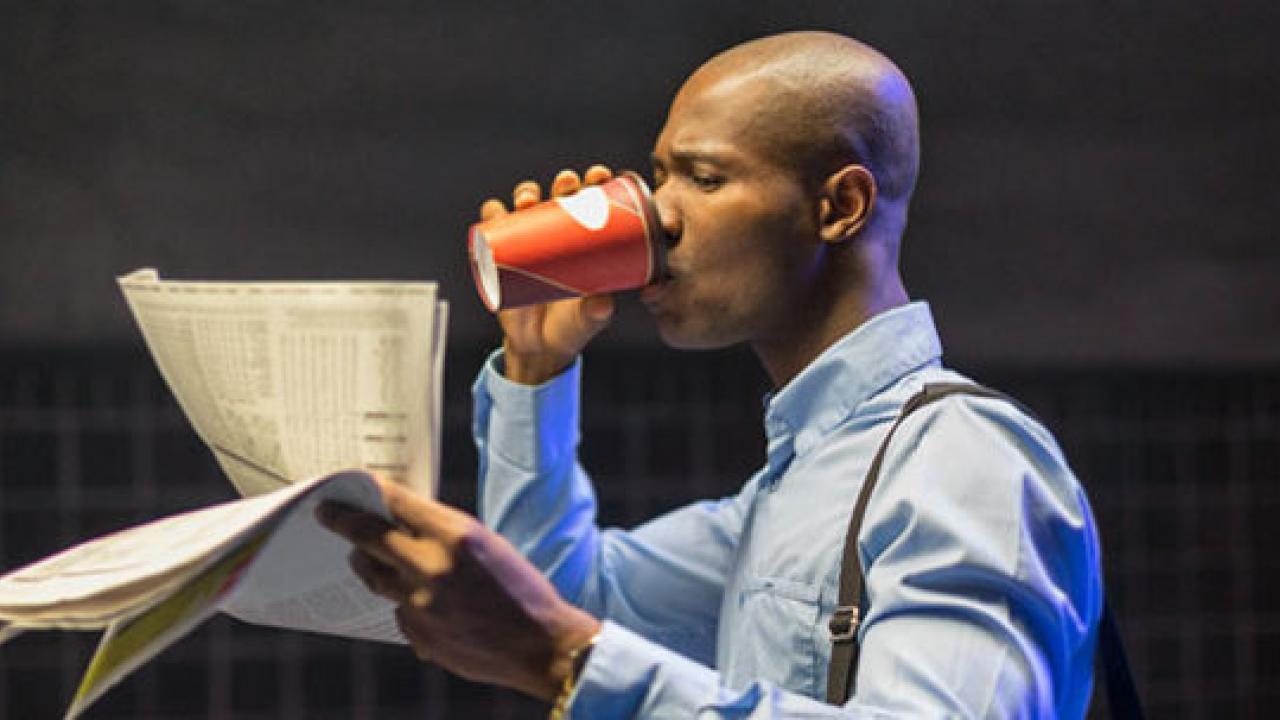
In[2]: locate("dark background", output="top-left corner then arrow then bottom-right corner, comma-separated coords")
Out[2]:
1,1 -> 1277,718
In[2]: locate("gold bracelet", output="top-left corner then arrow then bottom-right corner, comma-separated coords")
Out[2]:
549,633 -> 599,720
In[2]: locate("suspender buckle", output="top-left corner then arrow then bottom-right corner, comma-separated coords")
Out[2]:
829,605 -> 860,643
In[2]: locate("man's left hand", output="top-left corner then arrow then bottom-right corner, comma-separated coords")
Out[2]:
317,477 -> 601,701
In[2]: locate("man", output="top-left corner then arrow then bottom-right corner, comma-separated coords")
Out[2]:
320,31 -> 1103,717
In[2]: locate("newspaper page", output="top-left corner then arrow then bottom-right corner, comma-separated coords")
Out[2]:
0,470 -> 402,717
0,472 -> 349,628
39,470 -> 395,720
64,530 -> 271,720
220,472 -> 406,643
0,485 -> 299,625
118,269 -> 447,497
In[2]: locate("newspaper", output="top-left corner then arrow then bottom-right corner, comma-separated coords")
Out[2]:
118,268 -> 448,497
4,471 -> 394,719
0,270 -> 449,719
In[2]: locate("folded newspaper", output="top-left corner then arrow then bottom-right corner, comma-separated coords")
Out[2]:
0,269 -> 448,719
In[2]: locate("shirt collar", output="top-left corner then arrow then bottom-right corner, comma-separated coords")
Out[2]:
761,301 -> 943,476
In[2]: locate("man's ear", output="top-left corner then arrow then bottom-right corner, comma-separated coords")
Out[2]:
818,164 -> 877,244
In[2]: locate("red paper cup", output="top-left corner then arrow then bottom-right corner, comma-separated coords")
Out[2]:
468,171 -> 665,311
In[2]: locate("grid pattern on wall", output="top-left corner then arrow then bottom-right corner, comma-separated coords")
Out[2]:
0,347 -> 1275,719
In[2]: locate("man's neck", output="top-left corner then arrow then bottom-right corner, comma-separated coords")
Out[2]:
754,273 -> 909,389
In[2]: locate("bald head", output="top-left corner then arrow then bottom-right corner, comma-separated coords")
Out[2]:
645,32 -> 916,376
686,32 -> 920,206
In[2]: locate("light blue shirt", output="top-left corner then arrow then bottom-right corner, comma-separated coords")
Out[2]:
473,302 -> 1102,718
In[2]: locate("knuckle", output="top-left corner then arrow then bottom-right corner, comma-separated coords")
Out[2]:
408,587 -> 433,608
354,521 -> 394,547
584,164 -> 613,182
479,198 -> 506,218
414,561 -> 443,583
451,522 -> 496,568
351,553 -> 396,597
454,517 -> 487,550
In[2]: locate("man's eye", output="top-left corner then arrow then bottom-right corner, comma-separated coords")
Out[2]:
691,174 -> 724,191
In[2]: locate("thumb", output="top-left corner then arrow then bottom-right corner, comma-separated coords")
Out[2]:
375,476 -> 462,539
581,294 -> 615,324
542,294 -> 615,364
567,294 -> 614,346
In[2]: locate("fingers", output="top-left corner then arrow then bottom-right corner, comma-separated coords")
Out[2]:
395,605 -> 434,662
583,164 -> 613,186
318,501 -> 420,572
376,479 -> 476,547
480,165 -> 615,220
556,165 -> 613,194
551,170 -> 581,198
319,484 -> 464,568
319,506 -> 397,571
347,545 -> 443,605
350,549 -> 411,601
479,198 -> 507,221
513,180 -> 541,210
321,500 -> 454,594
353,558 -> 434,663
318,501 -> 395,548
542,295 -> 615,351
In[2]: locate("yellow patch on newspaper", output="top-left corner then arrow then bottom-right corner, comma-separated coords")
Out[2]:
66,531 -> 268,720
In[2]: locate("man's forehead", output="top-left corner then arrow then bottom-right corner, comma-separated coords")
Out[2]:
657,71 -> 780,153
676,65 -> 777,116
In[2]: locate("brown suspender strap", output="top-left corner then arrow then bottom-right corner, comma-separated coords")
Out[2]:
824,382 -> 1007,705
824,383 -> 1143,719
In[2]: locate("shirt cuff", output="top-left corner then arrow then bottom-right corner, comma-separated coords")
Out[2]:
476,349 -> 582,473
568,621 -> 716,718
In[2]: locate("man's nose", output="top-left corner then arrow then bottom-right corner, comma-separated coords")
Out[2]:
651,184 -> 680,247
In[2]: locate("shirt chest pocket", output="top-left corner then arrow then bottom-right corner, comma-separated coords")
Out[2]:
735,575 -> 825,697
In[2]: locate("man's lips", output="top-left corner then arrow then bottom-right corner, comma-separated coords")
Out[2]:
640,270 -> 675,305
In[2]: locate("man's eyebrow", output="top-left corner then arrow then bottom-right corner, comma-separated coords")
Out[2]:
651,147 -> 738,167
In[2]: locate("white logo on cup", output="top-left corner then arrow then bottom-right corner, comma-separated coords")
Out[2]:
555,187 -> 610,230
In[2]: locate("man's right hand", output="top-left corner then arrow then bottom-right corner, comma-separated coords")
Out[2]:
478,164 -> 617,385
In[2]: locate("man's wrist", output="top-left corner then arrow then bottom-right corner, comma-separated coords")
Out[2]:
501,341 -> 577,386
548,627 -> 600,719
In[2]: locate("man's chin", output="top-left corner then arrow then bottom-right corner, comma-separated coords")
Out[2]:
654,317 -> 737,351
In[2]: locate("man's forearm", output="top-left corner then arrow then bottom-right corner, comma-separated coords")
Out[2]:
473,351 -> 600,602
